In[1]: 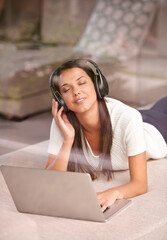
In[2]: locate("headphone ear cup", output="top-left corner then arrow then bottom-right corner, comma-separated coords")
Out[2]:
99,74 -> 109,97
86,59 -> 109,98
50,88 -> 68,112
55,91 -> 68,111
94,75 -> 102,99
94,72 -> 109,99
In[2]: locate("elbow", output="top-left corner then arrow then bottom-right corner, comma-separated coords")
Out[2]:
130,180 -> 148,196
44,162 -> 52,170
137,181 -> 148,196
140,185 -> 147,195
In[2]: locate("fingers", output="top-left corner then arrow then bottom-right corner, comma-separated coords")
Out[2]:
52,99 -> 64,122
52,99 -> 57,117
52,99 -> 58,117
97,191 -> 116,212
57,105 -> 64,118
97,192 -> 108,212
51,99 -> 75,142
101,204 -> 108,212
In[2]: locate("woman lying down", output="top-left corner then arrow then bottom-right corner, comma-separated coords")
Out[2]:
45,59 -> 167,212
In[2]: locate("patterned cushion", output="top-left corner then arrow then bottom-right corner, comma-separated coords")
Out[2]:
74,0 -> 157,60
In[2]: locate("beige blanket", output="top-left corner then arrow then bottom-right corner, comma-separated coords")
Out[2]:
0,141 -> 167,240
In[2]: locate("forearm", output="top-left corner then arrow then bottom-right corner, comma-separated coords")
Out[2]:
97,152 -> 148,212
97,179 -> 147,212
112,180 -> 147,200
46,140 -> 73,171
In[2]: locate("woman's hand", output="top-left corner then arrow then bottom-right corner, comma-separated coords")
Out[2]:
52,99 -> 75,142
97,152 -> 147,212
97,188 -> 119,212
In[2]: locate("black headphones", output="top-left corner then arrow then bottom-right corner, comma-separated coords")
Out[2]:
49,59 -> 109,112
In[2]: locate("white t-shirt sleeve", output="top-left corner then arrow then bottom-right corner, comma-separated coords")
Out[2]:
48,118 -> 64,156
124,110 -> 146,156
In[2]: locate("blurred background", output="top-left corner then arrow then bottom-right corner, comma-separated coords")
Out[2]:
0,0 -> 167,156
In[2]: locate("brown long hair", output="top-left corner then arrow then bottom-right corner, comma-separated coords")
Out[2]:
52,59 -> 113,180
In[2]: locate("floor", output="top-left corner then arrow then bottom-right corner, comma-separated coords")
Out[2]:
0,110 -> 52,155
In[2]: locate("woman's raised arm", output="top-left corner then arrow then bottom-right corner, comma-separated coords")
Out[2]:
45,99 -> 75,171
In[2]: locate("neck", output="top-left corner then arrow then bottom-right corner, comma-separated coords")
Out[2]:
75,102 -> 100,133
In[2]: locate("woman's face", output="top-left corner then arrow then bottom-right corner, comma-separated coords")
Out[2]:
58,67 -> 98,114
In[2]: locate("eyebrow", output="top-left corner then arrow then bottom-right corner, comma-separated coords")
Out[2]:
60,76 -> 85,88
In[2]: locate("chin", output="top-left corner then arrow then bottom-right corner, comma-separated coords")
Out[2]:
68,104 -> 88,113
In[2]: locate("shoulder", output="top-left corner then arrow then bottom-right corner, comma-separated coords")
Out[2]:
105,97 -> 138,113
104,98 -> 146,157
104,97 -> 142,124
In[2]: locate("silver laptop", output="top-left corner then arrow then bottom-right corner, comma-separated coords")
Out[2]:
0,165 -> 131,223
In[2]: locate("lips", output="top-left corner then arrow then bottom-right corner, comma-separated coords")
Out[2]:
74,97 -> 86,104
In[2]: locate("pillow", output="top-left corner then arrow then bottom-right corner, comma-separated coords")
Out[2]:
74,0 -> 158,60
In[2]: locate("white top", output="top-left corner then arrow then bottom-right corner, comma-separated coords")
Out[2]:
48,98 -> 167,170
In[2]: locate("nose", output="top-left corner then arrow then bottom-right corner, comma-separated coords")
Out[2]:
73,87 -> 81,96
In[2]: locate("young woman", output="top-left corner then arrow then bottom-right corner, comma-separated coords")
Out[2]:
45,59 -> 167,212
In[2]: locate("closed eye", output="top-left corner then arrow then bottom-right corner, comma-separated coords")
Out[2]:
62,87 -> 70,93
78,80 -> 86,85
61,78 -> 86,93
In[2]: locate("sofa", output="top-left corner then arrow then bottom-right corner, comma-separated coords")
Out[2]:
0,140 -> 167,240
